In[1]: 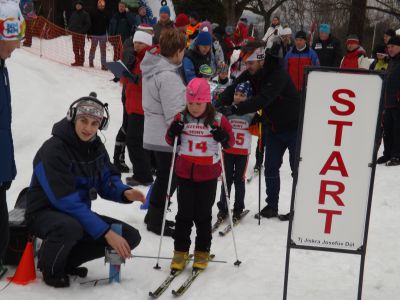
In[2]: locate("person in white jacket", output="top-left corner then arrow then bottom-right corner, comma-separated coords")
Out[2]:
141,29 -> 187,236
262,16 -> 283,49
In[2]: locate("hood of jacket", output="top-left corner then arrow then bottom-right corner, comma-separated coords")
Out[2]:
141,52 -> 182,79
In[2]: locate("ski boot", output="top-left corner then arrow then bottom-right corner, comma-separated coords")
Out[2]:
386,157 -> 400,166
217,210 -> 228,222
193,251 -> 210,270
170,251 -> 190,271
254,205 -> 278,219
232,211 -> 243,223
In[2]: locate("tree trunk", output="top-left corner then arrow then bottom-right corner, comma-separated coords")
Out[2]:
223,0 -> 236,26
347,0 -> 367,41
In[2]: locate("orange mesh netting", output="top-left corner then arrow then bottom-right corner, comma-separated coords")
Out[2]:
23,16 -> 123,72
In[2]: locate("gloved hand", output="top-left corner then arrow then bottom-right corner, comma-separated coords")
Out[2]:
210,126 -> 229,143
168,120 -> 184,138
217,105 -> 238,117
0,181 -> 11,191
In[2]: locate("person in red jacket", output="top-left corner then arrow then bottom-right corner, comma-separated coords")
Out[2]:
165,78 -> 234,271
340,35 -> 370,69
123,30 -> 158,186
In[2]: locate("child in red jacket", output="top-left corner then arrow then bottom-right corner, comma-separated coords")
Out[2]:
165,78 -> 234,271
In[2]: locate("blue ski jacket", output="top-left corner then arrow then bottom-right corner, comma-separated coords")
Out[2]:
0,59 -> 16,186
26,118 -> 131,239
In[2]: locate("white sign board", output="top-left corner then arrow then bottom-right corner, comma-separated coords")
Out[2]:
291,70 -> 383,251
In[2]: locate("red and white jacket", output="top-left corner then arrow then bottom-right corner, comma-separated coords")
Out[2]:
223,112 -> 255,156
166,112 -> 234,182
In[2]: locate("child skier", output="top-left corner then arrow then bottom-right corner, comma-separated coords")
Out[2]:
165,78 -> 234,271
216,81 -> 255,222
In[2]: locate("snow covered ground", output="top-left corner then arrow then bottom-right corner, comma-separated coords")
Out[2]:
2,49 -> 399,299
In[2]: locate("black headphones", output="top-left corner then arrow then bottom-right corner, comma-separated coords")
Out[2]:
66,92 -> 110,131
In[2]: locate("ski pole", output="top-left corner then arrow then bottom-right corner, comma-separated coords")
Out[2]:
132,254 -> 227,263
258,118 -> 263,226
219,146 -> 242,266
154,136 -> 178,270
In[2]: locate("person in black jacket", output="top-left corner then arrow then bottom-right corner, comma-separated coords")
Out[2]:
108,1 -> 136,61
379,36 -> 400,166
26,94 -> 145,288
312,23 -> 342,67
88,0 -> 110,70
68,0 -> 91,66
219,41 -> 300,219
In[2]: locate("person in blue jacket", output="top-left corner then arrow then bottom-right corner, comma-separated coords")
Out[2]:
25,94 -> 145,288
0,0 -> 26,279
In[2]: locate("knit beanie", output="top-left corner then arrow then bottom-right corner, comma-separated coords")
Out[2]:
137,23 -> 154,36
385,29 -> 396,37
75,100 -> 104,124
295,30 -> 307,40
132,30 -> 153,45
387,35 -> 400,47
235,81 -> 253,97
319,24 -> 330,34
175,13 -> 189,28
159,5 -> 170,16
199,21 -> 212,35
346,34 -> 360,46
186,78 -> 211,103
195,31 -> 212,46
0,0 -> 25,41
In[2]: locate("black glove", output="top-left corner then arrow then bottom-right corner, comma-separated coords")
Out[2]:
0,181 -> 11,191
168,120 -> 184,138
122,70 -> 139,84
210,126 -> 229,143
217,105 -> 238,117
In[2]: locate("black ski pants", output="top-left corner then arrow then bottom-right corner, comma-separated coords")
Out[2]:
383,108 -> 400,159
146,151 -> 177,227
174,178 -> 217,253
0,187 -> 8,262
113,86 -> 128,162
217,153 -> 248,214
126,113 -> 153,182
28,210 -> 140,278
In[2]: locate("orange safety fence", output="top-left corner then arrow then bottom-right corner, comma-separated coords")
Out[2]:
23,16 -> 123,72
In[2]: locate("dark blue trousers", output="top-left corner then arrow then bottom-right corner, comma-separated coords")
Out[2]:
264,128 -> 297,210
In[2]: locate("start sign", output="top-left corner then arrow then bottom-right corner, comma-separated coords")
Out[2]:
290,70 -> 383,252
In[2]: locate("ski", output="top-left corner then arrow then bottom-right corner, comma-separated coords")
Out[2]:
171,255 -> 215,297
0,267 -> 7,280
218,210 -> 250,237
211,217 -> 226,233
149,254 -> 193,299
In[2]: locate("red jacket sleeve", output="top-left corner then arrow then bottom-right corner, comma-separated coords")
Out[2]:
220,115 -> 235,149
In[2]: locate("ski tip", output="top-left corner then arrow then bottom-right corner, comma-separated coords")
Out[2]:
171,290 -> 179,297
149,291 -> 158,298
218,231 -> 225,236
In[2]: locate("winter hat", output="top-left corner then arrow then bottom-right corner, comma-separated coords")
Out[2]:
225,26 -> 234,35
243,47 -> 265,62
74,0 -> 84,6
0,0 -> 26,41
280,27 -> 292,36
387,35 -> 400,47
319,24 -> 330,34
137,23 -> 154,36
195,31 -> 212,46
374,44 -> 387,56
186,78 -> 211,103
75,100 -> 105,124
235,81 -> 253,97
133,30 -> 152,45
159,5 -> 170,16
295,30 -> 307,40
175,13 -> 189,28
346,34 -> 360,46
199,21 -> 212,35
385,29 -> 396,37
